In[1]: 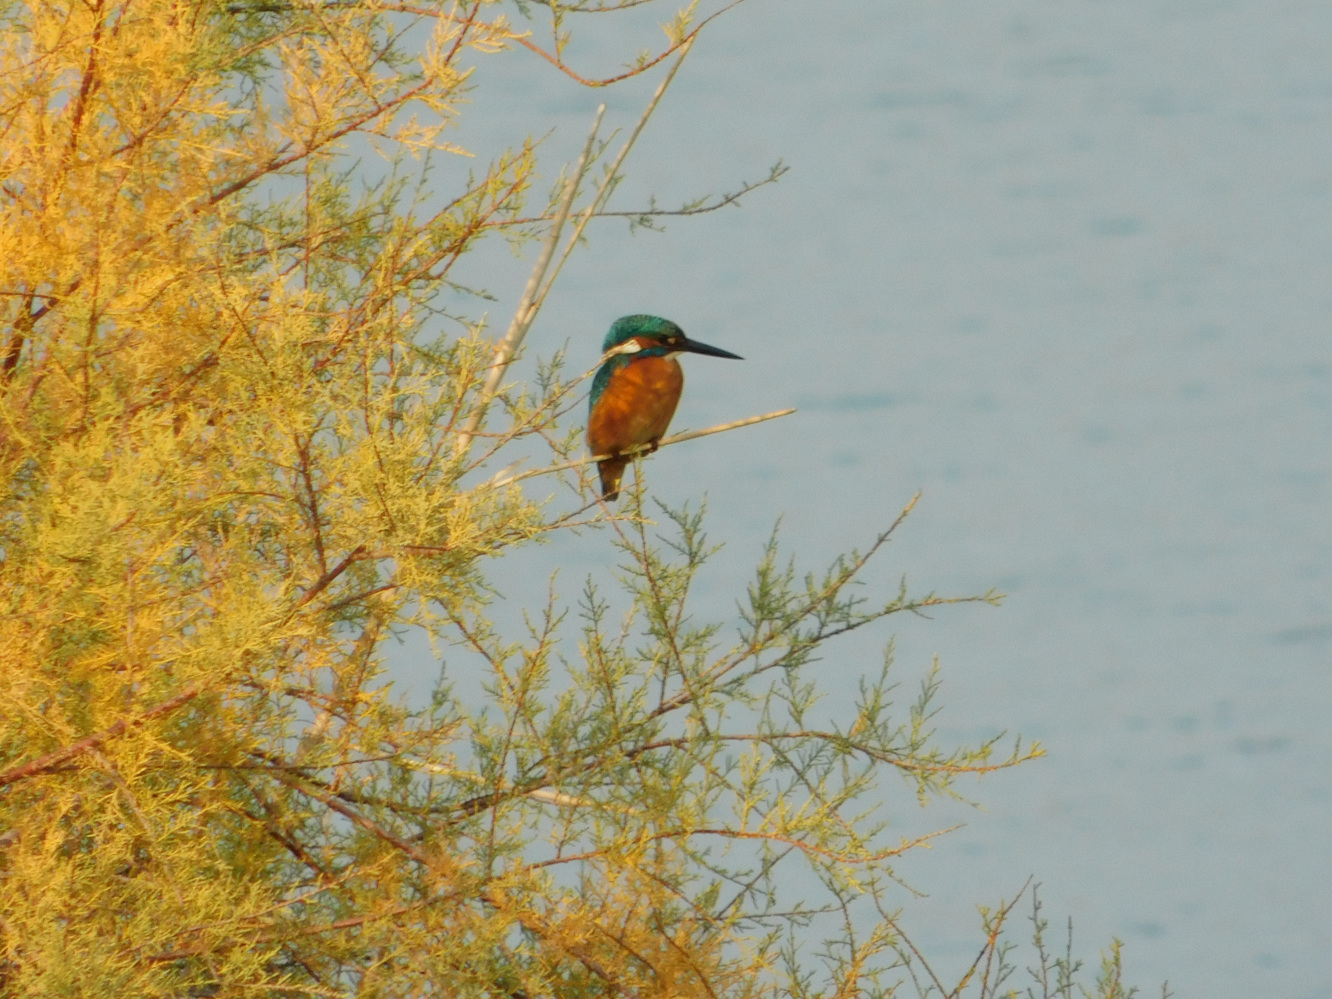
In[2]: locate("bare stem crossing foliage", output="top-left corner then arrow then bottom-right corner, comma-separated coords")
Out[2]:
0,1 -> 1157,997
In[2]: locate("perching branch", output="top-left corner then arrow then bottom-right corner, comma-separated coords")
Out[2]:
483,407 -> 796,490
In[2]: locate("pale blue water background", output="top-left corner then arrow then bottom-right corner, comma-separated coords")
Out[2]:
397,2 -> 1332,995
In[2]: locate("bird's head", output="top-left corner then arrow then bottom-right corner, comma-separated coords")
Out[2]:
599,314 -> 743,363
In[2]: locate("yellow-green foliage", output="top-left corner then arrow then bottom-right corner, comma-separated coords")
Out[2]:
0,3 -> 1062,997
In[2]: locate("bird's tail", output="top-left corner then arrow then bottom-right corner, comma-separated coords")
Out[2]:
597,457 -> 627,502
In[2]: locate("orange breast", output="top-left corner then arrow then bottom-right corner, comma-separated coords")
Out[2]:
587,355 -> 684,456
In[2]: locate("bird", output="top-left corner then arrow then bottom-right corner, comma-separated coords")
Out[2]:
586,314 -> 743,502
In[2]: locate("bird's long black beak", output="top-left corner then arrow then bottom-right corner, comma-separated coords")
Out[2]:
679,337 -> 743,360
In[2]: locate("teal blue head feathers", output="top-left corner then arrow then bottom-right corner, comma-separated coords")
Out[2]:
600,314 -> 685,353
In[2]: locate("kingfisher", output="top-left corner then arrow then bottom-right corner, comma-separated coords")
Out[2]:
587,314 -> 743,502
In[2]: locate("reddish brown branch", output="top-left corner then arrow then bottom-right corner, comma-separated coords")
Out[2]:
1,291 -> 34,382
0,688 -> 200,790
297,544 -> 368,608
509,0 -> 749,88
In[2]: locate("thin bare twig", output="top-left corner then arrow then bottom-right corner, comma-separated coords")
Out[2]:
484,407 -> 796,490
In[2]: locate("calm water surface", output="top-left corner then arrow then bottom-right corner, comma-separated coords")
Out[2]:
399,3 -> 1332,995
